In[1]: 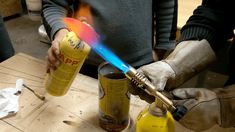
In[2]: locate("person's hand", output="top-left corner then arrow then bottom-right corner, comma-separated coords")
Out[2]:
46,28 -> 69,73
172,88 -> 220,131
137,61 -> 176,91
129,61 -> 176,103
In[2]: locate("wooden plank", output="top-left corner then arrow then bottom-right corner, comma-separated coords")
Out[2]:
0,53 -> 148,132
0,0 -> 22,17
0,53 -> 48,131
1,53 -> 235,132
0,120 -> 23,132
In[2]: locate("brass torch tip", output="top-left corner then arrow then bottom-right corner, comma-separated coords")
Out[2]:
124,66 -> 176,112
125,66 -> 137,79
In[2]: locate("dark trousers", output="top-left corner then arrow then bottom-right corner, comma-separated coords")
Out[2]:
0,15 -> 15,62
80,63 -> 99,79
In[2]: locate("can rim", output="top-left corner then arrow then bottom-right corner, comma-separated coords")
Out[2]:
98,62 -> 127,80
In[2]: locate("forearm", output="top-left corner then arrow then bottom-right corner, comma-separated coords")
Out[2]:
164,40 -> 216,90
42,0 -> 73,40
214,84 -> 235,128
154,0 -> 177,50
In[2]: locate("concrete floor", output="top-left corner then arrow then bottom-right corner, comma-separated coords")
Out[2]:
5,14 -> 49,60
4,14 -> 235,132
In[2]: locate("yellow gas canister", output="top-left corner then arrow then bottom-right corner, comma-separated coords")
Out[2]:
45,31 -> 90,96
136,101 -> 175,132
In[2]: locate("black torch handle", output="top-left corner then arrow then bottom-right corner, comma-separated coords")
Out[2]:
172,105 -> 187,121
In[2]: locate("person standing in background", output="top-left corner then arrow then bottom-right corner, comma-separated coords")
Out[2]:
41,0 -> 178,78
0,14 -> 15,62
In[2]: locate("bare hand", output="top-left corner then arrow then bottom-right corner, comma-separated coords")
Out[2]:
46,29 -> 69,73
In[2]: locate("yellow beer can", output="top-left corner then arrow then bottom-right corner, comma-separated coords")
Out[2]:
98,62 -> 130,132
45,31 -> 90,96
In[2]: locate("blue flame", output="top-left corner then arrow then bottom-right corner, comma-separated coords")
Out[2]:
92,41 -> 130,73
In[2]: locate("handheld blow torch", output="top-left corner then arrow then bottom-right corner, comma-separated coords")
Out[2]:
63,17 -> 187,121
125,66 -> 187,121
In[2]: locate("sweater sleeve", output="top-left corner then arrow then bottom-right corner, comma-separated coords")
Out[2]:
154,0 -> 178,50
41,0 -> 76,40
179,0 -> 234,50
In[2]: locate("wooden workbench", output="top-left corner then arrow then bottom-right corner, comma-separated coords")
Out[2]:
1,53 -> 235,132
0,53 -> 160,132
0,53 -> 149,132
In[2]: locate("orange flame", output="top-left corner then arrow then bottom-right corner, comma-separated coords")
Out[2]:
63,17 -> 98,45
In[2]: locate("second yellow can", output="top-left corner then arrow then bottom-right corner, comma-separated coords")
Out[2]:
98,62 -> 130,132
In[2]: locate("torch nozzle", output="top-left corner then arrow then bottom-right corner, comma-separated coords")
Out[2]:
125,66 -> 176,112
